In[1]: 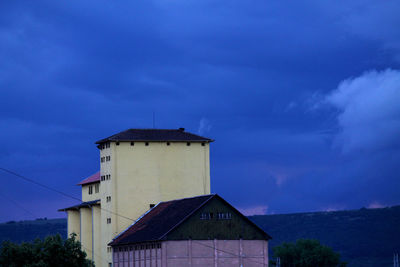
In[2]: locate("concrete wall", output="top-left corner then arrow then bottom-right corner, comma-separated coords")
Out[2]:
67,210 -> 80,240
80,207 -> 93,260
82,183 -> 101,202
112,240 -> 268,267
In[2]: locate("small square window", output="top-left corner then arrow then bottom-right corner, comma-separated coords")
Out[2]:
187,142 -> 191,146
131,142 -> 134,146
145,142 -> 149,146
166,142 -> 170,146
116,142 -> 119,146
201,143 -> 205,146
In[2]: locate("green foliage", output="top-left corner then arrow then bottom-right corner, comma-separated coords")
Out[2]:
0,234 -> 94,267
272,239 -> 346,267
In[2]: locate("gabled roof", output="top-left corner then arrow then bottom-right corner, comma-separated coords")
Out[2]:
58,199 -> 100,211
95,128 -> 213,144
77,172 -> 100,186
109,194 -> 271,246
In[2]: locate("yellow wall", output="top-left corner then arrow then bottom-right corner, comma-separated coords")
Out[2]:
92,206 -> 102,266
80,207 -> 93,260
67,210 -> 80,240
82,183 -> 100,202
113,141 -> 210,232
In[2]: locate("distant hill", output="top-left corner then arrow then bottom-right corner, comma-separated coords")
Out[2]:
249,205 -> 400,267
1,206 -> 399,266
0,218 -> 67,243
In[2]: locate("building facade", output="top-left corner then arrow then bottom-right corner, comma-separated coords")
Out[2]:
109,194 -> 271,267
60,128 -> 213,267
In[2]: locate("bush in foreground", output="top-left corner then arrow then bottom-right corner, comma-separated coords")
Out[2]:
0,234 -> 94,267
272,239 -> 347,267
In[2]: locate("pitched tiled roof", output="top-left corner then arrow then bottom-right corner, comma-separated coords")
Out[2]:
109,195 -> 214,246
96,128 -> 213,144
109,194 -> 271,246
77,172 -> 100,186
58,199 -> 100,211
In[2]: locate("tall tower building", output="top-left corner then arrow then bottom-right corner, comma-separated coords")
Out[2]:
60,128 -> 213,267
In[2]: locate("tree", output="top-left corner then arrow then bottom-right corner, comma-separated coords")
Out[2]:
0,234 -> 94,267
272,239 -> 347,267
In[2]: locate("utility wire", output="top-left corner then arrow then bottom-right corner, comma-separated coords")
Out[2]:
0,167 -> 137,222
192,240 -> 268,266
1,167 -> 269,266
0,190 -> 37,218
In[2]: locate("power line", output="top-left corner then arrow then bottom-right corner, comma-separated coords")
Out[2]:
1,167 -> 269,266
192,240 -> 268,266
0,167 -> 137,222
0,190 -> 37,218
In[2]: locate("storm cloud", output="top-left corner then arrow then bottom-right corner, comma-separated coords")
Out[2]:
0,0 -> 400,221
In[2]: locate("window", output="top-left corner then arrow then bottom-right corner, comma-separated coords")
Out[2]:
217,212 -> 232,220
109,263 -> 112,267
107,247 -> 112,253
130,142 -> 134,146
101,175 -> 105,181
107,218 -> 111,224
95,184 -> 99,193
187,142 -> 191,146
101,157 -> 105,163
106,142 -> 110,148
116,142 -> 120,146
200,212 -> 213,220
88,186 -> 93,195
105,174 -> 111,180
106,156 -> 111,161
149,204 -> 155,209
106,196 -> 111,202
201,142 -> 205,146
145,142 -> 149,146
166,142 -> 170,146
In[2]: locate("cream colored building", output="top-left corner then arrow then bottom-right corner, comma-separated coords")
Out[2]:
60,128 -> 213,267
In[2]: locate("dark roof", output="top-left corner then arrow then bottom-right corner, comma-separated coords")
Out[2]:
77,172 -> 100,186
96,128 -> 213,144
58,199 -> 100,212
109,194 -> 271,246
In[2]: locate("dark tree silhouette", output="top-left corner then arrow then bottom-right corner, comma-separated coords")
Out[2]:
272,239 -> 347,267
0,234 -> 94,267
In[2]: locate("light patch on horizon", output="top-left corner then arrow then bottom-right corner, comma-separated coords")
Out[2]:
238,205 -> 268,216
367,202 -> 385,209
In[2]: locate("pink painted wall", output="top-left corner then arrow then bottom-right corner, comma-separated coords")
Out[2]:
113,240 -> 268,267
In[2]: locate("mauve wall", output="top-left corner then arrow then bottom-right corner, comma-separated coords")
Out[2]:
113,239 -> 268,267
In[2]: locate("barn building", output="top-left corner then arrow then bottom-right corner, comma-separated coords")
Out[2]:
109,194 -> 271,267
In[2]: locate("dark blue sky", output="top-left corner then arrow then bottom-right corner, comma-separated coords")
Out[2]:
1,0 -> 400,222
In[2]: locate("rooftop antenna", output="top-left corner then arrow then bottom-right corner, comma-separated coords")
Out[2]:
152,111 -> 155,129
